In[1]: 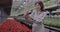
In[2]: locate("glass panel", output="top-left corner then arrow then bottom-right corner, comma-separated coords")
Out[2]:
10,0 -> 58,16
11,0 -> 36,16
43,0 -> 57,8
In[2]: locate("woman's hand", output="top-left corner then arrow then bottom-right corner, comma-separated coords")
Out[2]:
23,11 -> 33,21
24,11 -> 29,18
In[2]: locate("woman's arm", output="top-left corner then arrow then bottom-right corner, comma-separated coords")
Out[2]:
24,11 -> 33,20
34,12 -> 47,24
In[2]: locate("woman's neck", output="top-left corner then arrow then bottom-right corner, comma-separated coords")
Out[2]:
37,9 -> 41,12
36,9 -> 42,14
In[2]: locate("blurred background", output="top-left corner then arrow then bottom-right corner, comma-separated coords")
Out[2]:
0,0 -> 60,32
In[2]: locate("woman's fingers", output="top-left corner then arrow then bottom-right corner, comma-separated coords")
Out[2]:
24,11 -> 30,17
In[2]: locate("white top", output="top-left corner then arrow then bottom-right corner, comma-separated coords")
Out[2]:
29,10 -> 47,23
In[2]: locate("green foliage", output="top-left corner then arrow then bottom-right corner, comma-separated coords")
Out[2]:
44,0 -> 50,2
44,18 -> 60,27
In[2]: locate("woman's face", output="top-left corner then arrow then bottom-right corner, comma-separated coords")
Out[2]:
35,3 -> 41,11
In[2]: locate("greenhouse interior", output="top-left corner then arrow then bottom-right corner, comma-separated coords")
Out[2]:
0,0 -> 60,32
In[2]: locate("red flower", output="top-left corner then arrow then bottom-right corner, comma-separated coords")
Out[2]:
0,19 -> 32,32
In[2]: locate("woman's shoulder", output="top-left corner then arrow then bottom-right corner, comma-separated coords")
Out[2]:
43,11 -> 48,14
41,11 -> 48,15
30,9 -> 37,14
32,9 -> 36,12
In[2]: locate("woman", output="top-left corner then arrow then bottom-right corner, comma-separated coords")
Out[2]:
24,1 -> 47,32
